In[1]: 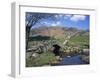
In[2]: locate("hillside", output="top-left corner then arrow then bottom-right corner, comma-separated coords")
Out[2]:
69,32 -> 89,48
30,26 -> 83,40
29,26 -> 89,48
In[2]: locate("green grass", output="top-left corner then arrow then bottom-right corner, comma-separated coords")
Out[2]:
69,35 -> 89,47
26,52 -> 56,67
56,38 -> 65,44
29,35 -> 50,41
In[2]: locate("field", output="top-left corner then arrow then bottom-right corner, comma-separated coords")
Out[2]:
26,27 -> 90,67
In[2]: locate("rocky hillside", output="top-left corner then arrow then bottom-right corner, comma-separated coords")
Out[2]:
30,26 -> 86,40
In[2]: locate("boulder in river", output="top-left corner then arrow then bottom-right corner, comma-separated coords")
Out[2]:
82,49 -> 89,55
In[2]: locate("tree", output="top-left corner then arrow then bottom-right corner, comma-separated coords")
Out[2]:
26,12 -> 57,50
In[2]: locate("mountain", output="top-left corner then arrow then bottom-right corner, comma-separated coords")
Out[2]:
30,26 -> 85,40
29,26 -> 89,48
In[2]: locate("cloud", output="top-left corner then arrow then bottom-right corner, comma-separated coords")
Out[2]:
54,15 -> 58,18
56,21 -> 60,25
70,15 -> 86,22
54,14 -> 63,19
51,21 -> 61,26
64,14 -> 72,19
55,14 -> 72,19
51,23 -> 57,26
43,22 -> 48,24
42,21 -> 61,26
54,14 -> 86,22
65,14 -> 72,17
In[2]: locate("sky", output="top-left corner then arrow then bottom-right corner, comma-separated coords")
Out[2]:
26,13 -> 90,30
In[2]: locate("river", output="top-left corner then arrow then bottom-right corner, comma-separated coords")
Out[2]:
59,55 -> 88,65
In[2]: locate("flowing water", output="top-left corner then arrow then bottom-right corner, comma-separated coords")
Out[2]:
60,55 -> 87,65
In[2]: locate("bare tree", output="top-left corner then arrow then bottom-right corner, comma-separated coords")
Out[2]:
26,12 -> 57,50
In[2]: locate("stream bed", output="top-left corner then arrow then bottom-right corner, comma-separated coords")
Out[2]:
59,55 -> 88,65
